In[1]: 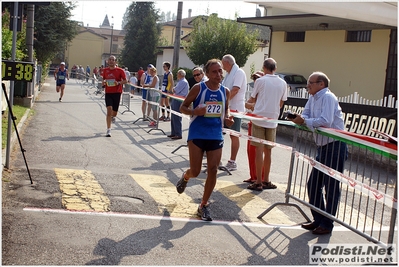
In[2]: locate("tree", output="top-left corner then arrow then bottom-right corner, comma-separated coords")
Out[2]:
34,2 -> 78,64
158,11 -> 166,23
166,11 -> 171,22
121,6 -> 130,29
1,8 -> 28,60
184,14 -> 259,66
119,2 -> 161,71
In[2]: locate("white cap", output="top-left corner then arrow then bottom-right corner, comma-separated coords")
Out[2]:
60,62 -> 65,65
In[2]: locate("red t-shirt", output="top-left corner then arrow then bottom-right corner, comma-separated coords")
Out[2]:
137,69 -> 144,80
102,67 -> 126,93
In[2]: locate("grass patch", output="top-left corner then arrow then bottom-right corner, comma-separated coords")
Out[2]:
2,105 -> 30,150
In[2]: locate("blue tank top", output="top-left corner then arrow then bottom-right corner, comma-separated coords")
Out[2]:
162,71 -> 170,91
187,82 -> 226,141
144,72 -> 152,85
56,68 -> 67,81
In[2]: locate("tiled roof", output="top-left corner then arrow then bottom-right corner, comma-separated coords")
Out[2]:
161,16 -> 198,28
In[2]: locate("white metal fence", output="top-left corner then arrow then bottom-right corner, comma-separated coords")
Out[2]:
287,88 -> 398,109
246,83 -> 397,109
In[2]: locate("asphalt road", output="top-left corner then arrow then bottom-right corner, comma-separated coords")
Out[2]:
2,77 -> 393,265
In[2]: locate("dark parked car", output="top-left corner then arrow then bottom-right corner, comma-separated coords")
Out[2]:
276,72 -> 308,92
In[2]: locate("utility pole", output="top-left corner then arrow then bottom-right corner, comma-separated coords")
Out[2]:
172,2 -> 183,70
109,16 -> 114,57
5,2 -> 19,168
26,4 -> 34,98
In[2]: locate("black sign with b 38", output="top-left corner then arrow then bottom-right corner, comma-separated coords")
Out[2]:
2,60 -> 35,82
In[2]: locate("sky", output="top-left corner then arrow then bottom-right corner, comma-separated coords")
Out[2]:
71,1 -> 262,30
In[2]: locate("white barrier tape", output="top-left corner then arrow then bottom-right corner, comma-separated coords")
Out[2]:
152,88 -> 396,156
125,86 -> 398,208
294,151 -> 397,210
137,86 -> 396,155
222,128 -> 294,151
224,128 -> 397,209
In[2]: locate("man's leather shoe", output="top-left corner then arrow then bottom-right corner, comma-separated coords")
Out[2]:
171,136 -> 182,140
167,134 -> 174,138
301,222 -> 319,231
312,226 -> 332,235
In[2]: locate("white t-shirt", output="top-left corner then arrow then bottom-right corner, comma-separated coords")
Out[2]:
129,76 -> 138,86
125,70 -> 131,80
228,68 -> 247,112
251,74 -> 288,128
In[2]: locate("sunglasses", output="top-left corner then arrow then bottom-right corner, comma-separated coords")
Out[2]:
193,73 -> 202,77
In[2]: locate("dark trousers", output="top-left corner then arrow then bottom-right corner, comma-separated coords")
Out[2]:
307,140 -> 347,230
170,99 -> 182,137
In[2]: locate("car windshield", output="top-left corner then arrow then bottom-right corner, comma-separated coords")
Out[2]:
284,75 -> 307,84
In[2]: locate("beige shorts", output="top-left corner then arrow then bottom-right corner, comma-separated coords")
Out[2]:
250,123 -> 276,149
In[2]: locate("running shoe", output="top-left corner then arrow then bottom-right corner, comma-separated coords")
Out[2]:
112,117 -> 116,123
159,115 -> 165,121
164,117 -> 171,122
148,121 -> 157,127
225,160 -> 237,171
176,172 -> 188,194
59,98 -> 62,102
197,205 -> 212,221
106,129 -> 111,137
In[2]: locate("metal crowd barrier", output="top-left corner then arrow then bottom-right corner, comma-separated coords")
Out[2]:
120,92 -> 134,115
132,86 -> 165,135
258,125 -> 397,247
70,77 -> 399,246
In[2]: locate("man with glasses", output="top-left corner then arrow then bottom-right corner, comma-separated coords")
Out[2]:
167,69 -> 189,139
290,72 -> 347,235
189,67 -> 207,89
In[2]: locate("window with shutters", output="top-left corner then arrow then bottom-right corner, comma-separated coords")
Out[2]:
346,30 -> 371,42
285,32 -> 305,42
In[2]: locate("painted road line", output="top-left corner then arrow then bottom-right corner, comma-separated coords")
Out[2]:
213,180 -> 297,225
54,169 -> 383,228
131,173 -> 296,225
130,173 -> 199,218
54,168 -> 110,212
23,207 -> 392,232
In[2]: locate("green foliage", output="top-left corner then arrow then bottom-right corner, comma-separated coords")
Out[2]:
2,105 -> 30,149
184,14 -> 259,67
158,36 -> 169,47
34,2 -> 78,63
250,62 -> 255,77
119,2 -> 162,72
2,8 -> 28,60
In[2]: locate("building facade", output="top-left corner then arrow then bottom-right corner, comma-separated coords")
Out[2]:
238,2 -> 397,100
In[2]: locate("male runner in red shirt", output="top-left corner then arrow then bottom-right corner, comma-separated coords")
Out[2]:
102,55 -> 127,137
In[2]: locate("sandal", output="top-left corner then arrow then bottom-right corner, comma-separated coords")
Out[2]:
262,181 -> 277,189
247,183 -> 263,191
243,178 -> 255,184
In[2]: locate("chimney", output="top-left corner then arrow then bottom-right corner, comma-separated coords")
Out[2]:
188,9 -> 192,18
256,8 -> 261,17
